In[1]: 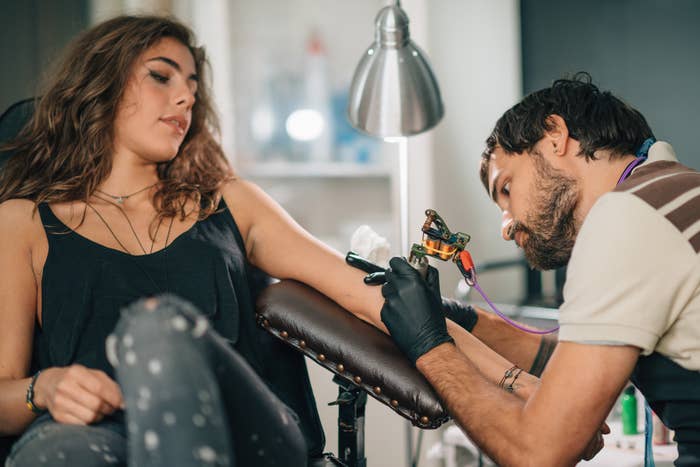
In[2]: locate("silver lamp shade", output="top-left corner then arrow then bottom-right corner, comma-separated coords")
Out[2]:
348,1 -> 444,137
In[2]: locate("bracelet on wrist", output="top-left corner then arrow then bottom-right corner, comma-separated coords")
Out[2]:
26,370 -> 46,414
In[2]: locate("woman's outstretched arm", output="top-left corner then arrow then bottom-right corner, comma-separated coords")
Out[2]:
221,180 -> 540,399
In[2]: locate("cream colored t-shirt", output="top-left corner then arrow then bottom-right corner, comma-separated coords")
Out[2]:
558,142 -> 700,371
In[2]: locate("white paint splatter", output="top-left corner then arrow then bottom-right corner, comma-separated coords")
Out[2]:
144,430 -> 159,450
171,316 -> 188,331
125,351 -> 137,366
195,446 -> 217,462
148,359 -> 162,375
192,414 -> 206,427
163,412 -> 176,426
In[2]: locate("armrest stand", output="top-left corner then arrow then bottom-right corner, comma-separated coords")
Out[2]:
332,375 -> 367,467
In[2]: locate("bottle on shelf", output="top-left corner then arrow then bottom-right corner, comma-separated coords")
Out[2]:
285,29 -> 334,163
621,385 -> 638,435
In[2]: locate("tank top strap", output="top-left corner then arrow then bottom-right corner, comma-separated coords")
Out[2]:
37,202 -> 72,237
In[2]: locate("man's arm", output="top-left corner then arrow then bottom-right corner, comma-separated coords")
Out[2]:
471,308 -> 557,377
417,341 -> 639,466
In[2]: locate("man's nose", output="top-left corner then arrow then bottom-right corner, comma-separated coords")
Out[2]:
501,211 -> 514,241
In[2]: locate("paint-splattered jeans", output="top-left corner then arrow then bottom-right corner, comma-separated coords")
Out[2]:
6,295 -> 307,467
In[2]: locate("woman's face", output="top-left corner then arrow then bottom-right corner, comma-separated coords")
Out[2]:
113,37 -> 198,164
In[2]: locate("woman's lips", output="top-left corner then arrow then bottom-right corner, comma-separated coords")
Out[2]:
160,118 -> 186,136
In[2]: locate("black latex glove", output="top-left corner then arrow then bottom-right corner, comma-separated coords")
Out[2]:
346,251 -> 478,332
381,257 -> 455,364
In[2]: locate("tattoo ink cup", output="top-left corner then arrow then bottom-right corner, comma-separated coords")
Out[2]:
621,385 -> 638,435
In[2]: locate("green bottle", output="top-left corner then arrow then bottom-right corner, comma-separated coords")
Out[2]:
621,385 -> 638,435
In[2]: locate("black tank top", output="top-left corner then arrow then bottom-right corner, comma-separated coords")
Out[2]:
34,202 -> 326,457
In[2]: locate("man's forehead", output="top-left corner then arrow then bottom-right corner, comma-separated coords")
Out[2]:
487,146 -> 509,195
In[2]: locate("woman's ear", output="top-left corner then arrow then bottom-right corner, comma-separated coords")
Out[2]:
545,114 -> 570,156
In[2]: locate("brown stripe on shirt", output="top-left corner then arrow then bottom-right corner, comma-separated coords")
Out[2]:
632,172 -> 700,210
691,230 -> 700,254
620,161 -> 700,253
617,161 -> 688,192
666,194 -> 700,233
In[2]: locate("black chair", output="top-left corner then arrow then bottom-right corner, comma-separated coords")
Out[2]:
0,98 -> 35,169
0,99 -> 450,467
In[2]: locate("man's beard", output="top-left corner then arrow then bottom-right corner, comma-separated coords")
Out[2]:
513,156 -> 580,270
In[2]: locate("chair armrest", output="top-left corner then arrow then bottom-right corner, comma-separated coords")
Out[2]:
256,280 -> 450,429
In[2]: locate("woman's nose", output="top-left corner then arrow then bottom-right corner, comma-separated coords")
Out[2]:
175,85 -> 195,108
501,211 -> 514,241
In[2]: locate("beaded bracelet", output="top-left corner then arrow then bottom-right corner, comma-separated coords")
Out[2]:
25,370 -> 45,414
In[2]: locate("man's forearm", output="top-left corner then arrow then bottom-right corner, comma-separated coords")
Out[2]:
416,343 -> 547,466
471,307 -> 557,375
416,343 -> 579,467
446,320 -> 540,400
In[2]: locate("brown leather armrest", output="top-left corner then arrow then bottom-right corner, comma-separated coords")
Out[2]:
256,280 -> 449,429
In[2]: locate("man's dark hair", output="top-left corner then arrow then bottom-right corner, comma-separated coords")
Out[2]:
479,72 -> 654,191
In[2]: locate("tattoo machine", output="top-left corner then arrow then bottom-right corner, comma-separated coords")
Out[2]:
410,209 -> 558,335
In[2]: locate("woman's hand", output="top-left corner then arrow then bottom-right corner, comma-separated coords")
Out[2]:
34,365 -> 124,425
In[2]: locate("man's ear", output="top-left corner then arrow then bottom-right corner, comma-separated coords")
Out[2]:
544,114 -> 570,157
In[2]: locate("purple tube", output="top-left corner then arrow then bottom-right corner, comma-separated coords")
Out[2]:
469,272 -> 559,335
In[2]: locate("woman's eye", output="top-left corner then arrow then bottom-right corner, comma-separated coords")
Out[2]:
149,71 -> 169,84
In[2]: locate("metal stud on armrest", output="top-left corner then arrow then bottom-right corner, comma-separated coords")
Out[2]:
256,280 -> 450,429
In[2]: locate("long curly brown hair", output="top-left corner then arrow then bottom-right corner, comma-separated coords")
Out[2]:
0,15 -> 234,224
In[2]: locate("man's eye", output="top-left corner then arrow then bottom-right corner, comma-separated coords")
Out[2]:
149,71 -> 169,84
501,182 -> 511,196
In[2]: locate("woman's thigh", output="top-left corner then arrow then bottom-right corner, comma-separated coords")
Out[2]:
6,418 -> 126,467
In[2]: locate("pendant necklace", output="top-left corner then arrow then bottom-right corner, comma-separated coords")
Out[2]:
95,182 -> 158,205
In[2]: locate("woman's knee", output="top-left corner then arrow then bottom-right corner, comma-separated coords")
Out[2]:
107,295 -> 224,424
106,294 -> 211,369
7,422 -> 126,467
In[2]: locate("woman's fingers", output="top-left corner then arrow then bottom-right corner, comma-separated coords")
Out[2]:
51,390 -> 104,424
79,369 -> 124,412
44,365 -> 124,423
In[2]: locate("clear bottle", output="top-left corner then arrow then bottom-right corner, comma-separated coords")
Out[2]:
621,385 -> 638,435
302,30 -> 333,162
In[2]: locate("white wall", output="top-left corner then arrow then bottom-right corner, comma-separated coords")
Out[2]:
427,0 -> 524,304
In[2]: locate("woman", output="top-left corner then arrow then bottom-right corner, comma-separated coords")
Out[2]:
0,14 -> 555,467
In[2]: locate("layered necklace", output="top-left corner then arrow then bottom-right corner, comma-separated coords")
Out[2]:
87,183 -> 175,255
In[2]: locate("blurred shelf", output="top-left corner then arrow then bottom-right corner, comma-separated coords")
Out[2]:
239,161 -> 392,179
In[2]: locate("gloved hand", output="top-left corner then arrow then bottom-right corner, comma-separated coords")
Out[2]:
423,262 -> 479,333
380,257 -> 455,364
346,252 -> 478,332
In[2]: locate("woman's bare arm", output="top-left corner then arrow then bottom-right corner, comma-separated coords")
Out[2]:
0,200 -> 42,435
221,180 -> 540,399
